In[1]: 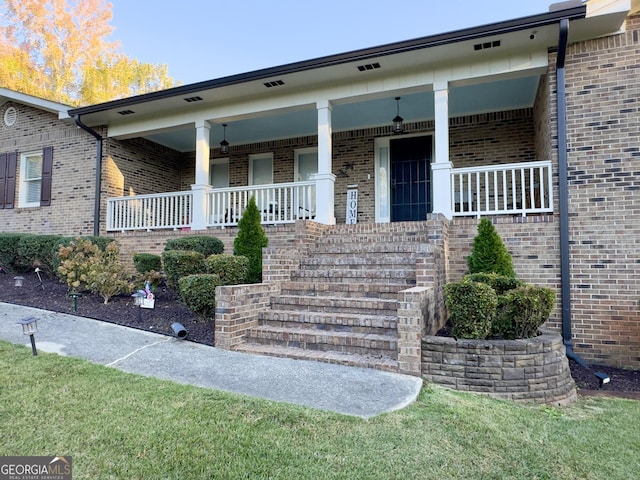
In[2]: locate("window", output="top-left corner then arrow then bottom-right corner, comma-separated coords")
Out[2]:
249,153 -> 273,185
210,158 -> 229,188
20,151 -> 43,207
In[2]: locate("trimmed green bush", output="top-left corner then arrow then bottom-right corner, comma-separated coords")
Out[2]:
178,273 -> 220,320
445,278 -> 497,339
205,254 -> 249,285
164,236 -> 224,257
0,232 -> 28,273
133,253 -> 162,274
467,218 -> 515,278
234,197 -> 268,283
161,250 -> 205,290
493,285 -> 556,339
465,272 -> 523,295
16,234 -> 63,276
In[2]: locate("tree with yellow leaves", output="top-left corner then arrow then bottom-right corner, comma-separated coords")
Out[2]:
0,0 -> 176,105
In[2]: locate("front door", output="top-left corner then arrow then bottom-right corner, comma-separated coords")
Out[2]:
390,136 -> 432,222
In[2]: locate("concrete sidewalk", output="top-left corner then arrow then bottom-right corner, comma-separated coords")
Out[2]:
0,302 -> 422,418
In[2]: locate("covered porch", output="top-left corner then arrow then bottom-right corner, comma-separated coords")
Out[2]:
105,159 -> 553,232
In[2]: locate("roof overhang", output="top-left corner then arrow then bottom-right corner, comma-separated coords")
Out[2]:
0,88 -> 71,120
66,1 -> 633,151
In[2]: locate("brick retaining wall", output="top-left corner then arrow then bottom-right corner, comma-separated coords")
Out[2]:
422,330 -> 577,405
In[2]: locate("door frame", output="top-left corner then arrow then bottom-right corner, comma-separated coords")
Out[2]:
374,132 -> 434,223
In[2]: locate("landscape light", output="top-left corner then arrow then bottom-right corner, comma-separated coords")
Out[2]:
17,317 -> 39,356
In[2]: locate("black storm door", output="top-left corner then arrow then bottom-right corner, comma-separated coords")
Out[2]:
390,136 -> 432,222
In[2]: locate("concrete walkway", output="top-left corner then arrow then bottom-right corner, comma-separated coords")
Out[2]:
0,303 -> 423,418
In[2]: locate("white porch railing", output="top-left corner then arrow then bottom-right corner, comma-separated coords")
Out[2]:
451,160 -> 553,217
206,181 -> 316,227
106,191 -> 192,232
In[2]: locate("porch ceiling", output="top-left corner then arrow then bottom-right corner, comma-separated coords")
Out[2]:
145,76 -> 542,152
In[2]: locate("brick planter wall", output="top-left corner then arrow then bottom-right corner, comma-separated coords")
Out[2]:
422,330 -> 577,405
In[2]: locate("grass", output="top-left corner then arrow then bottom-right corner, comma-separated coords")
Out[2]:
1,341 -> 639,480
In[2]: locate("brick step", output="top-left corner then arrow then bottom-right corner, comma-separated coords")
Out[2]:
316,232 -> 430,244
280,281 -> 406,299
271,295 -> 398,315
291,269 -> 416,283
299,254 -> 418,268
311,242 -> 431,255
259,309 -> 397,335
244,325 -> 398,357
233,343 -> 399,372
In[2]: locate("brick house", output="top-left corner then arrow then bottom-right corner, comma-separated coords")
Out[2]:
1,0 -> 639,372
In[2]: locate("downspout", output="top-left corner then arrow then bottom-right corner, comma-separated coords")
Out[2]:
73,115 -> 103,238
556,18 -> 589,369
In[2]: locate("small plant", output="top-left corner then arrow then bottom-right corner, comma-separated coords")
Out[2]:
178,273 -> 220,320
493,285 -> 555,339
444,278 -> 497,339
205,254 -> 249,285
161,250 -> 205,290
164,235 -> 224,257
86,242 -> 133,304
133,253 -> 162,274
467,218 -> 515,278
234,197 -> 268,283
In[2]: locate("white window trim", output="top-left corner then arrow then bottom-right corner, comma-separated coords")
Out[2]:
19,150 -> 42,208
248,153 -> 274,185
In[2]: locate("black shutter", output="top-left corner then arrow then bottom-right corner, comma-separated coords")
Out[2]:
0,153 -> 6,209
40,146 -> 53,206
0,152 -> 18,209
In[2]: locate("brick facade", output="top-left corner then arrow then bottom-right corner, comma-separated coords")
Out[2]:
0,103 -> 98,236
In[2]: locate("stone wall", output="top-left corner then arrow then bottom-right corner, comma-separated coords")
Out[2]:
422,331 -> 577,405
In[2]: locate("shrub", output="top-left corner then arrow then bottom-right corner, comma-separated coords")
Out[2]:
0,232 -> 27,273
178,273 -> 220,320
52,236 -> 114,277
16,234 -> 63,276
465,272 -> 523,295
57,238 -> 101,292
86,242 -> 133,304
164,236 -> 224,257
493,285 -> 556,339
205,254 -> 249,285
466,218 -> 515,278
162,250 -> 205,290
234,197 -> 268,283
444,278 -> 497,339
133,253 -> 162,274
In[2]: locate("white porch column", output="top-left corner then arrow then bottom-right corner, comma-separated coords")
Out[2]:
190,120 -> 211,230
431,82 -> 453,219
315,100 -> 336,225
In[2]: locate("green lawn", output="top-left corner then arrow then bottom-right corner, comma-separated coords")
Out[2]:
1,341 -> 639,480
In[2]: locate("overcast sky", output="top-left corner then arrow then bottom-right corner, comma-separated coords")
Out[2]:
109,0 -> 564,85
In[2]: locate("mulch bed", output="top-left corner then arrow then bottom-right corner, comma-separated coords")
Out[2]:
1,270 -> 638,398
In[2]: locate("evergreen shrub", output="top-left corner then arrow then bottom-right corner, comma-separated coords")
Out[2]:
493,286 -> 555,339
0,232 -> 28,273
205,254 -> 249,285
466,218 -> 515,277
133,253 -> 162,274
164,236 -> 224,257
178,273 -> 220,320
162,250 -> 205,290
233,197 -> 268,283
444,278 -> 497,339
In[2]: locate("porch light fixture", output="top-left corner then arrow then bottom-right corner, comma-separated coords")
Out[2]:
392,97 -> 404,135
17,317 -> 39,356
220,124 -> 229,154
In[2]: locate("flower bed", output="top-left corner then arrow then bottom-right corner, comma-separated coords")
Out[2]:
421,330 -> 577,405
